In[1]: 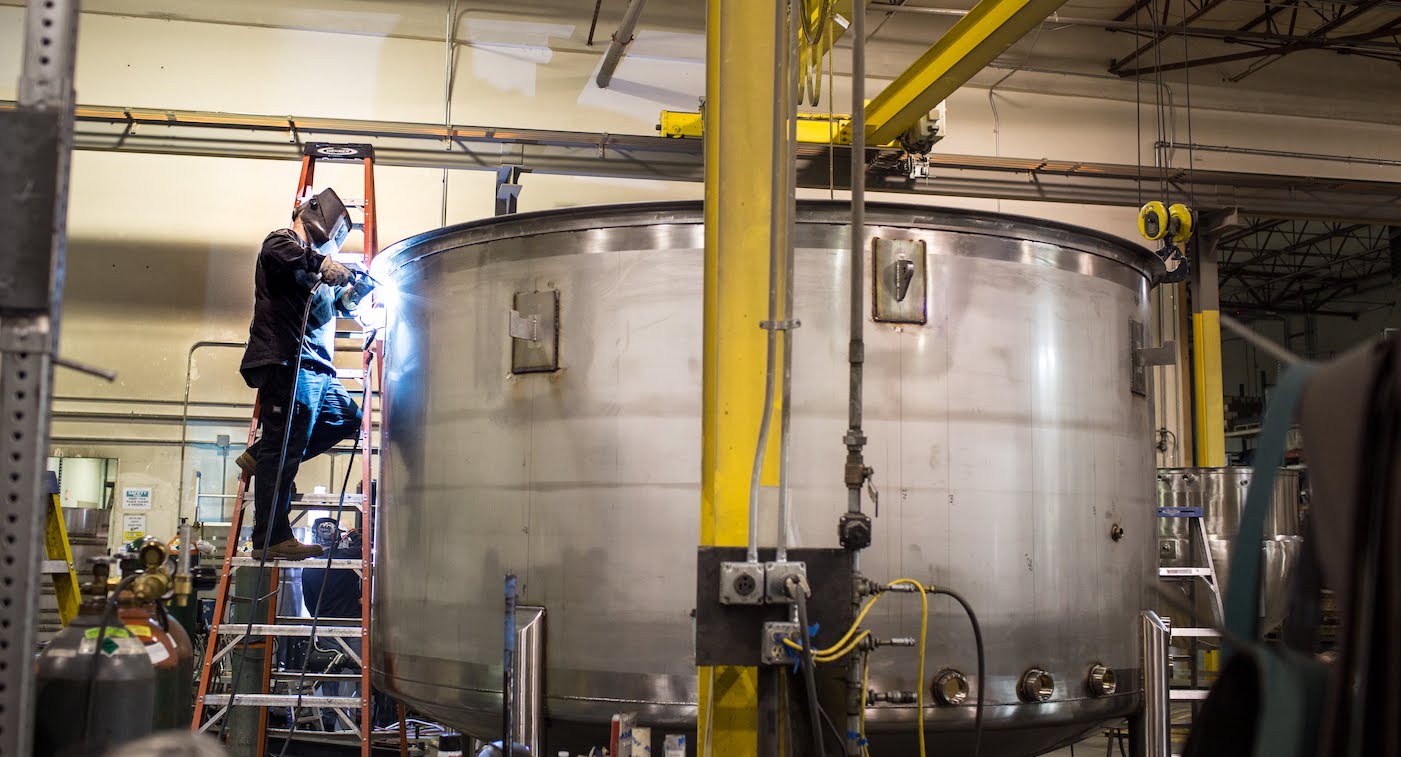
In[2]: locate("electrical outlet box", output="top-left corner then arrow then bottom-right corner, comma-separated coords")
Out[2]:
719,561 -> 765,605
761,622 -> 800,665
764,561 -> 807,604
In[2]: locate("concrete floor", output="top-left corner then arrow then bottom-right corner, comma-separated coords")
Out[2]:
1042,733 -> 1127,757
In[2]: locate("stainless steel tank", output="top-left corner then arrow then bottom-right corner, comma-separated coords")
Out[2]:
371,201 -> 1161,756
1156,467 -> 1302,630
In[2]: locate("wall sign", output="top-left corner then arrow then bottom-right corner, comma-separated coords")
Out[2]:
122,487 -> 152,510
122,513 -> 147,542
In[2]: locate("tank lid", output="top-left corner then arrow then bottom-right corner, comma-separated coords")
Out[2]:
376,200 -> 1164,283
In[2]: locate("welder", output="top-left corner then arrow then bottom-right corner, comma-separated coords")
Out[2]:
299,518 -> 363,618
235,188 -> 375,561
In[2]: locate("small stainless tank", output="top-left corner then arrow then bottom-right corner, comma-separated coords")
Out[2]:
371,202 -> 1162,756
1156,467 -> 1302,629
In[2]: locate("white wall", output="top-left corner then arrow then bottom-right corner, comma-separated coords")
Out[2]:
3,5 -> 1400,538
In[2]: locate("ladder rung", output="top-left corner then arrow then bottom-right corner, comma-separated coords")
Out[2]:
272,672 -> 363,681
41,560 -> 72,574
216,624 -> 363,637
276,615 -> 359,625
229,557 -> 363,570
1160,567 -> 1215,578
202,693 -> 363,708
336,368 -> 365,383
1171,627 -> 1221,638
265,728 -> 368,744
241,492 -> 364,507
1169,689 -> 1211,701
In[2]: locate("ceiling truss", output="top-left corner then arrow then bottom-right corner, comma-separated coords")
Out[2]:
1108,0 -> 1401,78
1219,216 -> 1400,317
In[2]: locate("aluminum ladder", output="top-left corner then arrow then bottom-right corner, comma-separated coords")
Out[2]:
1157,503 -> 1223,720
190,142 -> 392,757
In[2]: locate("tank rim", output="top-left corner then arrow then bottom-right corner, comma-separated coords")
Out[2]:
376,200 -> 1164,283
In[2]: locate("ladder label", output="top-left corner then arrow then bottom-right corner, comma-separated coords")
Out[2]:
1157,506 -> 1204,518
1160,567 -> 1214,577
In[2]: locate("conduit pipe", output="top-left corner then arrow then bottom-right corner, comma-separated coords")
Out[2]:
750,0 -> 792,564
596,0 -> 648,88
1159,140 -> 1401,168
845,1 -> 869,754
176,340 -> 246,525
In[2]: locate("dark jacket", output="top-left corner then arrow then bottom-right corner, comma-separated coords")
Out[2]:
239,230 -> 348,386
299,546 -> 363,619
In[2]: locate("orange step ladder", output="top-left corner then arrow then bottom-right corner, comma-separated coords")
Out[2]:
191,142 -> 389,757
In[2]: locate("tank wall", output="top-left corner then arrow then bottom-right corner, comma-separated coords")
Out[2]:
372,206 -> 1157,744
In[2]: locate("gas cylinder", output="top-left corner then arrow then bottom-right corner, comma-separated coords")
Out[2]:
164,605 -> 196,729
34,563 -> 155,757
118,596 -> 193,730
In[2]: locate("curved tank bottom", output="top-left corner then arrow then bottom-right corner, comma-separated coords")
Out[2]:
374,664 -> 1141,756
372,201 -> 1160,757
1157,467 -> 1302,629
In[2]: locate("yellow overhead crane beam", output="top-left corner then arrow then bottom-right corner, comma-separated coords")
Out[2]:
848,0 -> 1072,146
659,109 -> 900,147
665,0 -> 1068,152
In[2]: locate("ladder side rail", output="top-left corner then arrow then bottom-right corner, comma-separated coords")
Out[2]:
192,404 -> 262,729
357,151 -> 378,757
44,488 -> 80,624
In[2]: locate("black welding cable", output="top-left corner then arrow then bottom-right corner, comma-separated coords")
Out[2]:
219,287 -> 318,741
791,579 -> 829,756
930,586 -> 985,757
275,357 -> 372,757
83,573 -> 140,755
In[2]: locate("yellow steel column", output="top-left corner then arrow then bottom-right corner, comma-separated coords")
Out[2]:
699,0 -> 779,754
1191,212 -> 1235,467
1192,311 -> 1225,466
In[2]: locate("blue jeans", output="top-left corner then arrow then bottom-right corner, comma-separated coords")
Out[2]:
249,366 -> 362,548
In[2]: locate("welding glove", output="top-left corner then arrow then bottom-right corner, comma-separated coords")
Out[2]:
340,270 -> 376,310
319,256 -> 352,286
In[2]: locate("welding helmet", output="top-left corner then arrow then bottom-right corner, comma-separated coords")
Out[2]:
293,188 -> 352,255
311,517 -> 340,548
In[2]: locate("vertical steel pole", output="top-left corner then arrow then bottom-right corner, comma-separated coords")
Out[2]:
845,2 -> 870,754
1135,610 -> 1171,757
502,574 -> 518,755
0,3 -> 80,756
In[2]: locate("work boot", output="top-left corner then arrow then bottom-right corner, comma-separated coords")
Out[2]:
251,539 -> 324,561
236,443 -> 258,477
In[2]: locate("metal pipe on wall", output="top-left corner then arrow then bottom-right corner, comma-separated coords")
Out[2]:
176,340 -> 245,525
1159,140 -> 1401,168
501,574 -> 518,755
777,0 -> 801,559
595,0 -> 649,88
748,0 -> 791,565
442,0 -> 459,227
846,1 -> 869,754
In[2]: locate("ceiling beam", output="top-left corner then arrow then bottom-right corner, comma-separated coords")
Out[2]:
1114,14 -> 1401,76
851,0 -> 1070,147
18,100 -> 1401,225
1226,0 -> 1388,80
1237,0 -> 1300,32
1109,0 -> 1233,74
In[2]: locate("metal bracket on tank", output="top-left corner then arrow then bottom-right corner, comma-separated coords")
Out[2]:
872,238 -> 928,324
1130,320 -> 1177,396
510,290 -> 560,373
